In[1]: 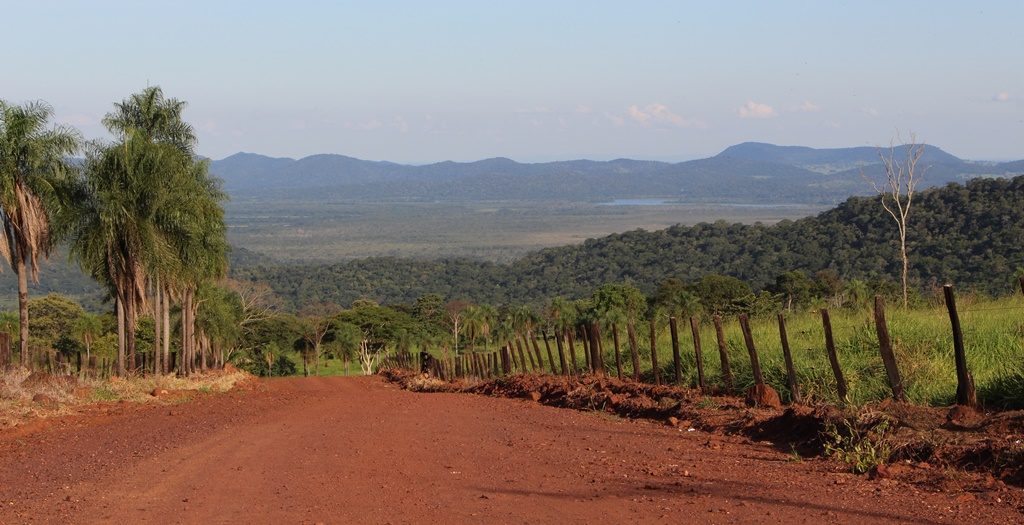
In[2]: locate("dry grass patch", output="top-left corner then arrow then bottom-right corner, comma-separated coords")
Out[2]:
0,367 -> 252,429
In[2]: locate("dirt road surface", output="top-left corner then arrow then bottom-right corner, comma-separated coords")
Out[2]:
0,376 -> 1020,524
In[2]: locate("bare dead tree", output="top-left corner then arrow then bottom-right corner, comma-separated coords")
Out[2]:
298,302 -> 340,376
226,278 -> 277,328
445,299 -> 470,356
357,337 -> 384,375
866,133 -> 926,308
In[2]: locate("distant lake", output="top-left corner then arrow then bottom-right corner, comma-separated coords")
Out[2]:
599,199 -> 809,208
599,198 -> 675,206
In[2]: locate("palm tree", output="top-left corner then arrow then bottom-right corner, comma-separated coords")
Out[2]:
478,304 -> 496,350
844,279 -> 870,310
102,86 -> 196,153
101,86 -> 200,375
73,313 -> 103,361
68,132 -> 188,375
68,87 -> 226,376
462,305 -> 484,352
548,297 -> 576,336
0,100 -> 80,366
169,163 -> 228,375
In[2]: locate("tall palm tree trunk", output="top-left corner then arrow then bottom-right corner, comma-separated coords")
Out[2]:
116,297 -> 126,376
153,280 -> 162,374
125,293 -> 138,374
16,255 -> 30,367
200,332 -> 209,372
178,295 -> 186,376
185,289 -> 196,375
162,287 -> 171,374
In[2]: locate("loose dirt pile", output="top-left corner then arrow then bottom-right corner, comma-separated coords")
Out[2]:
383,368 -> 1024,492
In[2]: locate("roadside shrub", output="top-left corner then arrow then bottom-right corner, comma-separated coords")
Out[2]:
822,419 -> 894,474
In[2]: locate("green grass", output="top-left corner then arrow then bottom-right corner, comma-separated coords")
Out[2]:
401,295 -> 1023,408
287,355 -> 367,377
627,295 -> 1024,407
301,294 -> 1022,409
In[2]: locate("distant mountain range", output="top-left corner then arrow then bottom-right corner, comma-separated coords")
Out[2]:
210,143 -> 1024,204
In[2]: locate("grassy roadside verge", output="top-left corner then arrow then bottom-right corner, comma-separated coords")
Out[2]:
0,367 -> 252,429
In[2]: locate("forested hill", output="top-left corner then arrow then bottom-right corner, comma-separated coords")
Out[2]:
211,143 -> 1022,204
233,176 -> 1024,309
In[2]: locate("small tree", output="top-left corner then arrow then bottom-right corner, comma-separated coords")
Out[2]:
357,336 -> 384,375
867,134 -> 926,308
73,313 -> 103,360
445,299 -> 470,356
297,302 -> 340,375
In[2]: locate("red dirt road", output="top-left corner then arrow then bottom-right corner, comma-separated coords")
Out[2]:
0,376 -> 1020,524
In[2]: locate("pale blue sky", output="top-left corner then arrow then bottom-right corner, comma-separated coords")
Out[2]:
5,1 -> 1022,162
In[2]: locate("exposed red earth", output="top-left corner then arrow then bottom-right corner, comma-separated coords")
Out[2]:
1,376 -> 1021,524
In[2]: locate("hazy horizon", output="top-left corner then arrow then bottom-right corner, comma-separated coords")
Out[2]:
7,1 -> 1023,163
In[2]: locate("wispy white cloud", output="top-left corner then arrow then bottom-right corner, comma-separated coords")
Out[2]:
862,107 -> 880,117
795,100 -> 820,112
737,101 -> 777,119
626,103 -> 703,127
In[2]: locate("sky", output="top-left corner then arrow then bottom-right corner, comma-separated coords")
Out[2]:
4,1 -> 1023,163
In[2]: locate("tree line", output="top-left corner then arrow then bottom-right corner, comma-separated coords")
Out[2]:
1,88 -> 237,376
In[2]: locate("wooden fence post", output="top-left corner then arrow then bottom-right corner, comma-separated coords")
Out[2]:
872,296 -> 907,402
611,324 -> 623,379
626,321 -> 641,382
943,285 -> 977,408
649,317 -> 661,386
712,315 -> 734,391
505,343 -> 516,372
518,336 -> 536,371
529,333 -> 545,371
688,316 -> 705,392
820,309 -> 849,402
737,314 -> 764,386
514,341 -> 527,372
565,328 -> 578,374
668,316 -> 682,384
738,313 -> 781,407
552,329 -> 568,375
777,313 -> 802,404
580,325 -> 592,372
589,322 -> 605,376
541,331 -> 557,374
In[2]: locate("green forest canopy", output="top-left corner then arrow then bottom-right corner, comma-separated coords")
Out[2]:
233,175 -> 1024,309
